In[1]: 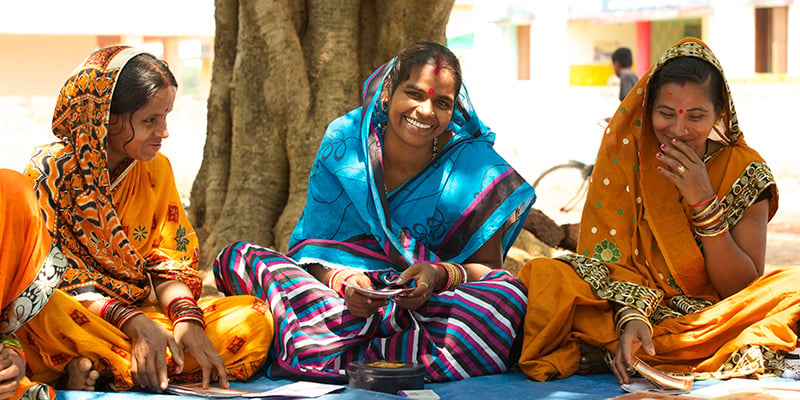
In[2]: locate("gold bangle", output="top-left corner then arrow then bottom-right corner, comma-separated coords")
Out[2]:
615,313 -> 653,337
693,207 -> 724,227
695,223 -> 730,237
692,198 -> 720,221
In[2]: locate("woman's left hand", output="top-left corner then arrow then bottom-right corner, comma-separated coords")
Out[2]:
611,319 -> 656,385
393,262 -> 446,311
172,321 -> 229,389
656,138 -> 714,205
0,346 -> 24,400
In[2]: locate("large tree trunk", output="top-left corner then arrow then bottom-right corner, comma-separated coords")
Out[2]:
191,0 -> 454,287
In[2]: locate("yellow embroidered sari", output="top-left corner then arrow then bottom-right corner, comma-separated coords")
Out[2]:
518,38 -> 798,382
20,46 -> 272,390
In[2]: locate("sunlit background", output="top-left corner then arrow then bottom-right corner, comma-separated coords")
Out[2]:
2,0 -> 799,265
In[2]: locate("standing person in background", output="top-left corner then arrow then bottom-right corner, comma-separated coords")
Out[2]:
0,169 -> 67,400
20,46 -> 273,393
612,47 -> 639,101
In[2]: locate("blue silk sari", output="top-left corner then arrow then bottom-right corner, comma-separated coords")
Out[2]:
215,59 -> 535,381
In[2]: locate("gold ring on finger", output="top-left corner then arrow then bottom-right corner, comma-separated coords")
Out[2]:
676,165 -> 686,174
419,282 -> 430,289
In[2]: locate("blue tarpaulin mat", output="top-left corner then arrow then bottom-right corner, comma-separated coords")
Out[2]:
56,371 -> 737,400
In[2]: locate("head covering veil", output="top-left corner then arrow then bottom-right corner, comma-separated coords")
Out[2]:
577,37 -> 777,299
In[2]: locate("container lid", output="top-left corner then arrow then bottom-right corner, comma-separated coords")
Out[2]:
347,360 -> 425,377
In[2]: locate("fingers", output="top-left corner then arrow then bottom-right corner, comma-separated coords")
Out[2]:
641,333 -> 656,356
130,355 -> 141,389
0,378 -> 20,400
156,352 -> 169,392
665,138 -> 699,161
344,290 -> 386,318
0,361 -> 17,382
196,348 -> 226,389
212,353 -> 229,389
611,356 -> 628,385
201,364 -> 211,389
217,365 -> 230,389
614,336 -> 633,384
143,343 -> 161,391
656,149 -> 688,177
168,337 -> 185,374
351,274 -> 375,290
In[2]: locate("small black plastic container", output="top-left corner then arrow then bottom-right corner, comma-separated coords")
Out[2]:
347,360 -> 425,394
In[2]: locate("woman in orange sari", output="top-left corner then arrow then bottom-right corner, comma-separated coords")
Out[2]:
518,38 -> 800,384
0,169 -> 66,400
19,46 -> 273,393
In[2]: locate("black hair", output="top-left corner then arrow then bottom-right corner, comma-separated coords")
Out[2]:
380,42 -> 462,107
647,56 -> 725,115
612,47 -> 633,68
109,53 -> 177,147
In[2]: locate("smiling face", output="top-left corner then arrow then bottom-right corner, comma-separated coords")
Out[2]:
384,63 -> 456,154
651,81 -> 721,157
106,86 -> 176,171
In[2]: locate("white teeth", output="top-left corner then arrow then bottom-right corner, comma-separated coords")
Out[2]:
404,116 -> 432,129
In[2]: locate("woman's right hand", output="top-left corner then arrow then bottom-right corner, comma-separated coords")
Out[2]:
0,346 -> 25,400
342,273 -> 388,318
122,313 -> 183,392
611,319 -> 656,384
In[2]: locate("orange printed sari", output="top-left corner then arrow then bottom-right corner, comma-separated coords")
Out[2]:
518,38 -> 799,381
0,169 -> 67,400
19,46 -> 272,390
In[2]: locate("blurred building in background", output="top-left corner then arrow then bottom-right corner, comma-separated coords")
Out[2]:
449,0 -> 799,88
2,1 -> 795,98
0,0 -> 215,97
1,0 -> 798,199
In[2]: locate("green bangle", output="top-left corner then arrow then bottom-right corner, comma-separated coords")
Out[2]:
0,334 -> 22,351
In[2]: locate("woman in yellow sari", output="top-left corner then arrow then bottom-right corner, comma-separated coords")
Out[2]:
0,169 -> 66,400
518,37 -> 800,384
19,46 -> 273,393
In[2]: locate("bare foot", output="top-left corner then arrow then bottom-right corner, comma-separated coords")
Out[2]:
62,357 -> 100,391
576,341 -> 611,375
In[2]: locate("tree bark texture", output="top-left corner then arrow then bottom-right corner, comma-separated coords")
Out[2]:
191,0 -> 455,274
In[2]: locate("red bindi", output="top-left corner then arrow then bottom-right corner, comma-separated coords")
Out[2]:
667,92 -> 673,96
165,108 -> 170,112
428,88 -> 435,95
678,109 -> 684,114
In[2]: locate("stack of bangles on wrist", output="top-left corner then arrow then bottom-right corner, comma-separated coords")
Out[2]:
101,299 -> 144,330
329,269 -> 359,298
0,334 -> 25,362
614,306 -> 653,337
432,262 -> 467,292
689,194 -> 729,237
167,296 -> 205,327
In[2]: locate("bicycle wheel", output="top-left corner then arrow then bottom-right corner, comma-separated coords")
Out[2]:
532,161 -> 591,225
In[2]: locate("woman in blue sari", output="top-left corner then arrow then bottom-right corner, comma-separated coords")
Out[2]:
214,42 -> 535,382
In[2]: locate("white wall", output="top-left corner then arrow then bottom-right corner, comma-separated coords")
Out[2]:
0,0 -> 214,36
568,21 -> 637,65
788,3 -> 800,76
0,35 -> 98,96
707,0 -> 755,79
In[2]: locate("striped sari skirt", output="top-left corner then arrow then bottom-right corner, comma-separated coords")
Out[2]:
213,241 -> 527,382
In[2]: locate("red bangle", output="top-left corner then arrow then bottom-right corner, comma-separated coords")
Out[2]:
328,269 -> 358,297
689,194 -> 716,208
166,296 -> 196,314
